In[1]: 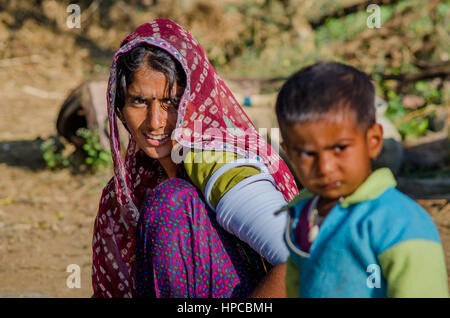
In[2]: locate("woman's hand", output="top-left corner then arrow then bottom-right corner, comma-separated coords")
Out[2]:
249,263 -> 286,298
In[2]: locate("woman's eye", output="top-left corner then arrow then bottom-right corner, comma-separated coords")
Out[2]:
161,98 -> 180,111
132,97 -> 146,105
160,99 -> 172,111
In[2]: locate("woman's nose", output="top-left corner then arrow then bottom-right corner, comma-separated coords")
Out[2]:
147,102 -> 166,129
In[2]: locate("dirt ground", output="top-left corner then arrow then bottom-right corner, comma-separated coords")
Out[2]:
0,2 -> 449,297
0,45 -> 107,297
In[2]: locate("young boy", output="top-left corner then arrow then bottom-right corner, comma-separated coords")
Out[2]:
275,62 -> 449,298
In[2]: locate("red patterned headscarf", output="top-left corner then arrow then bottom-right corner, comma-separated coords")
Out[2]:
92,18 -> 299,297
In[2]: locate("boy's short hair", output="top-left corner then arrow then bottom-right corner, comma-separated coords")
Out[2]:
275,62 -> 376,140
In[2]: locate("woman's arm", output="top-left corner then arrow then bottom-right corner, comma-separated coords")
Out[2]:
184,150 -> 290,264
214,173 -> 290,265
249,263 -> 287,298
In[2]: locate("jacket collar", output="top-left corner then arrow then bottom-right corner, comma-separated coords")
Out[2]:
275,168 -> 397,214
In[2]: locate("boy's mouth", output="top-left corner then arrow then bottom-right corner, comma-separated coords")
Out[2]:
319,181 -> 342,191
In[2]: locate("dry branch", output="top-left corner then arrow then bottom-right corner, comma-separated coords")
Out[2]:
308,0 -> 403,29
379,64 -> 450,83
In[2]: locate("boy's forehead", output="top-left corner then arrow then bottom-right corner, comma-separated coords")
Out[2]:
283,115 -> 363,145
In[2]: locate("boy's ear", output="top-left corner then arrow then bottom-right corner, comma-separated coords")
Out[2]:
367,123 -> 383,159
280,141 -> 289,159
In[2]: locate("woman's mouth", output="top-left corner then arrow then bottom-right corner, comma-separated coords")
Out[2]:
143,133 -> 170,146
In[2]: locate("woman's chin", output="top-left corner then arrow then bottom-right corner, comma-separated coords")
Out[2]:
140,145 -> 173,161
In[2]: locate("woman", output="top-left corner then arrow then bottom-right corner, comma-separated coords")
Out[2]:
92,18 -> 299,298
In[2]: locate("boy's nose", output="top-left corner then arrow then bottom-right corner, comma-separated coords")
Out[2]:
317,152 -> 335,176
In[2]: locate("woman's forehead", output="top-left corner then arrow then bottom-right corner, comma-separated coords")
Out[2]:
128,67 -> 184,97
128,69 -> 168,92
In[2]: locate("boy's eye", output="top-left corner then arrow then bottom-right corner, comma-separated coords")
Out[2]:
333,145 -> 347,153
300,150 -> 315,158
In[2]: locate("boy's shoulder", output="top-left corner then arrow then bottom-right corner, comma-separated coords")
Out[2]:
360,187 -> 441,254
336,168 -> 439,244
367,187 -> 431,223
369,186 -> 424,213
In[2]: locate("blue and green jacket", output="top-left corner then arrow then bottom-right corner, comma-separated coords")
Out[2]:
284,168 -> 449,298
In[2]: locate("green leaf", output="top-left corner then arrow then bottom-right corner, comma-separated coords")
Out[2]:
99,152 -> 110,161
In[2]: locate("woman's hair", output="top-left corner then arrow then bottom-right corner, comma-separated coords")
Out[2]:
115,44 -> 187,114
275,62 -> 376,140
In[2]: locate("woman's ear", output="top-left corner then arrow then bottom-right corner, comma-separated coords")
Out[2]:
116,108 -> 130,133
116,108 -> 125,122
366,123 -> 383,159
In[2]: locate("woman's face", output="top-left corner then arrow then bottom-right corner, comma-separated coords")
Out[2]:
121,66 -> 183,161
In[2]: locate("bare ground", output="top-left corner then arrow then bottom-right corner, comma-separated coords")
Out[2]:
0,37 -> 106,296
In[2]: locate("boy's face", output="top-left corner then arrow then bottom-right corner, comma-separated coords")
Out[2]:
281,111 -> 383,200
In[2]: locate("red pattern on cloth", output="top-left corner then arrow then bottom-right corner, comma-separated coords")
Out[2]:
293,200 -> 314,253
92,18 -> 299,298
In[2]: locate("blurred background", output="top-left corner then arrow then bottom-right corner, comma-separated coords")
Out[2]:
0,0 -> 448,297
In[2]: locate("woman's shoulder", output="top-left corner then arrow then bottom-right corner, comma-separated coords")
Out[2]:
183,149 -> 262,209
182,150 -> 239,190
